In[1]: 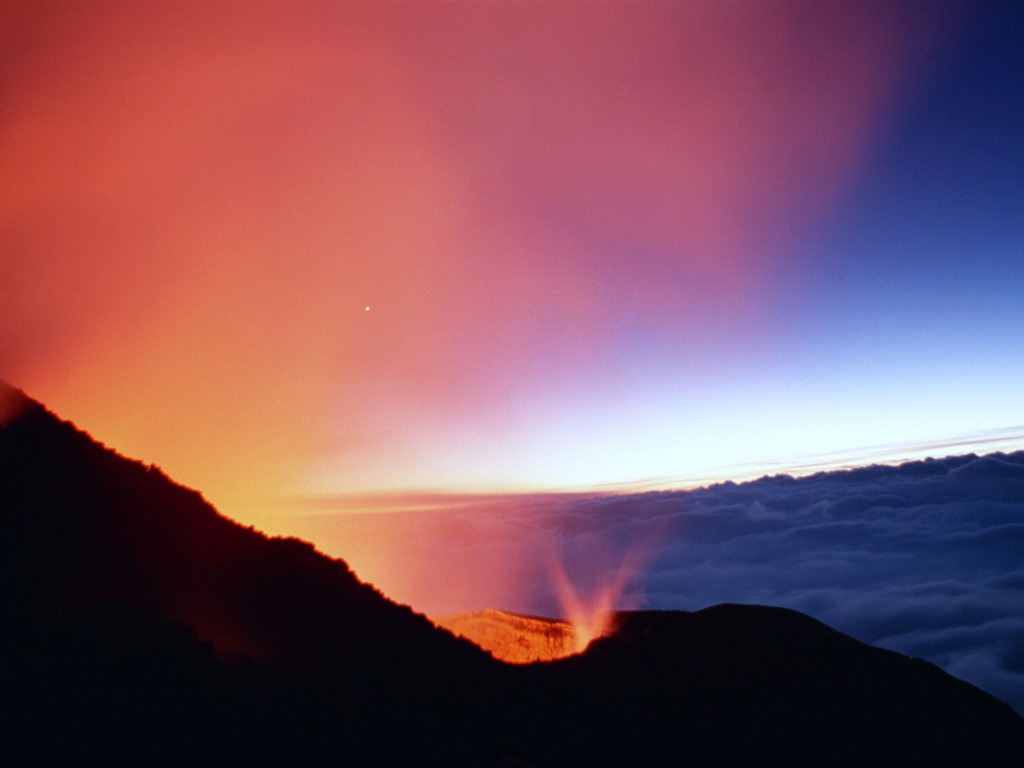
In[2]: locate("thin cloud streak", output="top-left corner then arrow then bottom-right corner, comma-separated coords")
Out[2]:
624,424 -> 1024,492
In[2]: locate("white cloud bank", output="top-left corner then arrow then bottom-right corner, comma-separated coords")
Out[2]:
302,451 -> 1024,713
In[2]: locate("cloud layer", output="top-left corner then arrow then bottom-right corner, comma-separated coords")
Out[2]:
301,451 -> 1024,713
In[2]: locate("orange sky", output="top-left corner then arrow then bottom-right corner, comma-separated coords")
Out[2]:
2,3 -> 958,533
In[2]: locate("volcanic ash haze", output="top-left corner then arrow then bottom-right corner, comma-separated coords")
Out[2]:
3,1 -> 995,526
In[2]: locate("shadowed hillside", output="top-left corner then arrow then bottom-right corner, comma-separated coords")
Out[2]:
2,380 -> 1022,767
0,381 -> 500,766
511,607 -> 1024,767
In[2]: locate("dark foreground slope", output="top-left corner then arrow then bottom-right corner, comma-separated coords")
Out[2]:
512,607 -> 1024,767
0,383 -> 499,766
2,381 -> 1022,767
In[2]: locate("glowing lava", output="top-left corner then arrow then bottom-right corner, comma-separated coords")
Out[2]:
435,538 -> 653,662
435,609 -> 576,664
436,552 -> 647,662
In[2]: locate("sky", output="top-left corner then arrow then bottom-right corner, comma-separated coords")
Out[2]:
3,0 -> 1024,716
3,4 -> 1023,520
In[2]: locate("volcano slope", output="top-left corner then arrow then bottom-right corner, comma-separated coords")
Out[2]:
2,380 -> 1022,767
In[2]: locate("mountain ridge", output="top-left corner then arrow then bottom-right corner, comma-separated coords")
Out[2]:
2,380 -> 1022,766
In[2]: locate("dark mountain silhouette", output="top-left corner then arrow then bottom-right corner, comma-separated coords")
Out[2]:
2,380 -> 1022,767
511,607 -> 1024,767
0,381 -> 498,766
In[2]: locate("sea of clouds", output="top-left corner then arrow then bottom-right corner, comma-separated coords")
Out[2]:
311,451 -> 1024,714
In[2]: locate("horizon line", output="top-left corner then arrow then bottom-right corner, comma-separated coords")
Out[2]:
297,424 -> 1024,514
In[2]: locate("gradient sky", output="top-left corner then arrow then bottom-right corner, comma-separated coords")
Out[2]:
3,2 -> 1023,531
